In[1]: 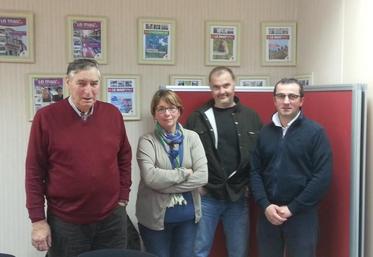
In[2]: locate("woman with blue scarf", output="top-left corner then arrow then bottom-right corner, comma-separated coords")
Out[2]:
136,89 -> 208,257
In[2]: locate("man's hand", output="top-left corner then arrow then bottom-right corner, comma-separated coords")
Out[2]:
277,205 -> 293,219
31,220 -> 51,251
198,187 -> 208,196
264,204 -> 287,225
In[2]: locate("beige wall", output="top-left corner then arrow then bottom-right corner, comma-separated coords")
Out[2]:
297,0 -> 344,83
1,0 -> 371,256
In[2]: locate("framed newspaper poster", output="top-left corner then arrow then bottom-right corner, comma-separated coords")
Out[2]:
28,74 -> 67,120
138,18 -> 176,65
102,75 -> 141,120
236,75 -> 270,87
169,75 -> 207,86
0,11 -> 34,63
205,21 -> 240,66
261,22 -> 297,66
295,73 -> 313,86
66,16 -> 107,64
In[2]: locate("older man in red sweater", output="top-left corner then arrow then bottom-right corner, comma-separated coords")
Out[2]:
25,59 -> 132,257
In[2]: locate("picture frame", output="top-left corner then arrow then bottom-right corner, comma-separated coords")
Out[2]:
295,73 -> 313,86
236,75 -> 270,87
0,11 -> 34,63
205,21 -> 240,66
66,15 -> 107,64
138,18 -> 176,65
169,75 -> 207,87
28,74 -> 67,120
102,75 -> 141,120
261,21 -> 297,66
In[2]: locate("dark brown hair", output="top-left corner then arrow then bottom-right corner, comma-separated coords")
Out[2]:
208,66 -> 235,84
274,78 -> 304,97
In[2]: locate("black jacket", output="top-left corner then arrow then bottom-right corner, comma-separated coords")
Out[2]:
185,96 -> 262,201
250,112 -> 332,215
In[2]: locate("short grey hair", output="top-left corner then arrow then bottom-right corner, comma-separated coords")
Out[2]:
66,59 -> 101,79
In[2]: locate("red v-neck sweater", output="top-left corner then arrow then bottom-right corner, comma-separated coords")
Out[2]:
26,99 -> 132,224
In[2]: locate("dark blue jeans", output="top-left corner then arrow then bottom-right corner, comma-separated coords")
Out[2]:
139,219 -> 197,257
47,206 -> 127,257
257,207 -> 319,257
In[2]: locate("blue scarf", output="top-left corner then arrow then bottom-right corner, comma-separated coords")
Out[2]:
155,122 -> 184,168
155,122 -> 187,207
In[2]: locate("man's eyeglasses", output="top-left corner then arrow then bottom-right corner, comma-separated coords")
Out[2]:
156,106 -> 179,114
275,93 -> 301,101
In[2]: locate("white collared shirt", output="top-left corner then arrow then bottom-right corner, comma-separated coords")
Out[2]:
272,111 -> 301,137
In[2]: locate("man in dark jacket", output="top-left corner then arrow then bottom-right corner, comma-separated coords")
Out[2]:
185,66 -> 262,257
250,78 -> 332,257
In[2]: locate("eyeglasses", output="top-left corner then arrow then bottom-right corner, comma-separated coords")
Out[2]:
156,106 -> 179,114
275,93 -> 301,101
